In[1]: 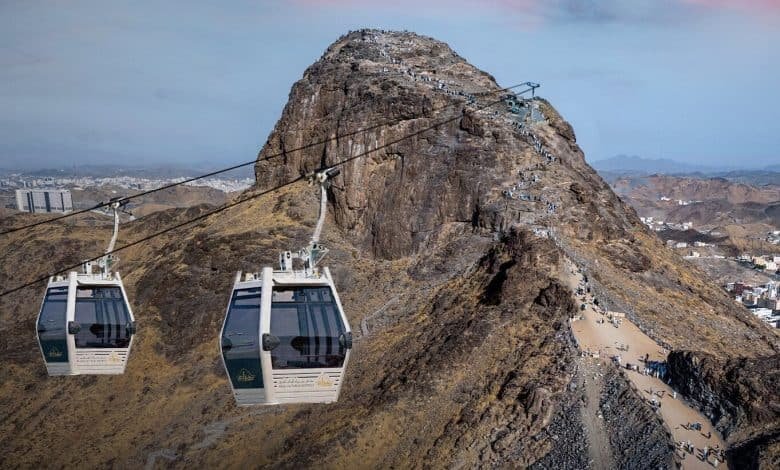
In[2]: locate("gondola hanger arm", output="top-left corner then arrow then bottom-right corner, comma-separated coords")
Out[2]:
279,168 -> 340,275
84,197 -> 129,278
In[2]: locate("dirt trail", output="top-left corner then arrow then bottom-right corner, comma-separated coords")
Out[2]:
578,359 -> 616,469
564,260 -> 727,469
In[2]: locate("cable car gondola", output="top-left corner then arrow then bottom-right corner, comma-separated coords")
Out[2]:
36,199 -> 136,375
220,169 -> 352,405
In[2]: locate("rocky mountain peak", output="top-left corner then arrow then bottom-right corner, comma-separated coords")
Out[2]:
256,29 -> 594,260
323,29 -> 465,65
254,29 -> 777,359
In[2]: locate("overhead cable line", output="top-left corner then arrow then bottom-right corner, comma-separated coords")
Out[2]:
0,177 -> 300,298
1,83 -> 531,236
0,83 -> 536,298
1,159 -> 260,235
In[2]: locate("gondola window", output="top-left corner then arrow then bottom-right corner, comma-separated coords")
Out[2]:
38,287 -> 69,362
270,287 -> 346,369
74,287 -> 131,348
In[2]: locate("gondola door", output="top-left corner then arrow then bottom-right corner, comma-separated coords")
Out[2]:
37,283 -> 71,375
260,267 -> 352,404
68,279 -> 134,374
221,273 -> 266,405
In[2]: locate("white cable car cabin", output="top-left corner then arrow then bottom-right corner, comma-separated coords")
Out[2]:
220,169 -> 353,406
36,200 -> 137,375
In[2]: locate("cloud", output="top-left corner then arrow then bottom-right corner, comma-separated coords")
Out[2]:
292,0 -> 780,24
484,0 -> 778,25
682,0 -> 780,13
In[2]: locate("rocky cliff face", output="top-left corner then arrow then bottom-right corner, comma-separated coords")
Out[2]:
256,30 -> 510,259
0,29 -> 778,468
668,350 -> 780,468
255,31 -> 614,261
600,368 -> 676,469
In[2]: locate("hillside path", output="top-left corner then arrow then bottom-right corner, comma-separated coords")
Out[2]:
563,260 -> 726,469
578,359 -> 616,469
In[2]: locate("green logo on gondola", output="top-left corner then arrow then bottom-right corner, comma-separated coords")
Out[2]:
237,368 -> 256,382
48,346 -> 63,358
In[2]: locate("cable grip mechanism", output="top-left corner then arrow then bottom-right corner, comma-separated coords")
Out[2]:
279,168 -> 340,275
83,197 -> 130,279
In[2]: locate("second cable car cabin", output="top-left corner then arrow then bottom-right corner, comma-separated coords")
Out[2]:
36,199 -> 137,375
221,259 -> 352,406
220,168 -> 352,405
37,266 -> 136,375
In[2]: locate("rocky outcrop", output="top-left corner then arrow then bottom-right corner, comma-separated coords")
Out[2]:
257,31 -> 510,259
667,350 -> 780,467
529,392 -> 590,470
600,368 -> 676,469
728,435 -> 780,470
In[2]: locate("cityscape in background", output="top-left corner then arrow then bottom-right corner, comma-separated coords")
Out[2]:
0,165 -> 254,212
599,168 -> 780,332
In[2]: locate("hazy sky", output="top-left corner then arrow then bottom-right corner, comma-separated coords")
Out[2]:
1,0 -> 779,170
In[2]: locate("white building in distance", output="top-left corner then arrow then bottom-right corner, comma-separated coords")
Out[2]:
15,189 -> 73,213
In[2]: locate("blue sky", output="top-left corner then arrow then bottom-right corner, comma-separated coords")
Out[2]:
1,0 -> 779,170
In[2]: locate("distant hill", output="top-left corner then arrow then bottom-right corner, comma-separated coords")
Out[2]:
713,170 -> 780,187
590,155 -> 728,174
606,173 -> 780,256
593,156 -> 780,187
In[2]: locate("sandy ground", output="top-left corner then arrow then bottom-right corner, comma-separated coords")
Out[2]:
564,260 -> 727,469
579,359 -> 615,469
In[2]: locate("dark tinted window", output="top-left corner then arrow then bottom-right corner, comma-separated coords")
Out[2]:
222,288 -> 263,389
270,286 -> 346,369
74,286 -> 132,348
38,287 -> 69,362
